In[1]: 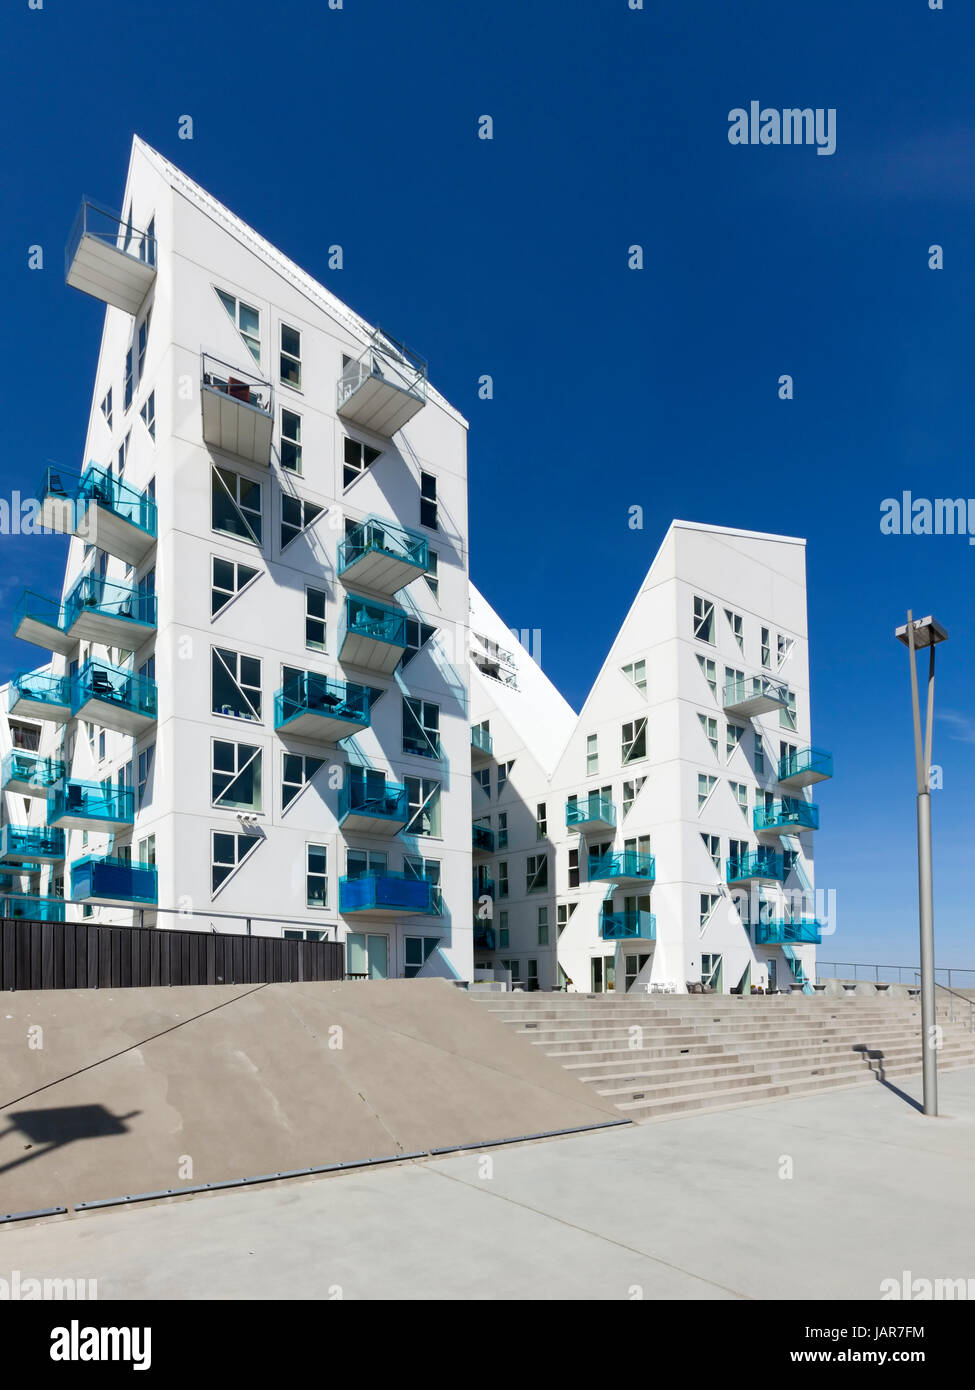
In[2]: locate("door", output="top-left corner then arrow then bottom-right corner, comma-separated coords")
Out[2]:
591,955 -> 616,992
767,958 -> 777,993
701,953 -> 723,993
346,932 -> 388,980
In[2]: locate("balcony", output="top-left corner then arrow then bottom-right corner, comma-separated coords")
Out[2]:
753,919 -> 822,946
474,925 -> 496,951
0,825 -> 65,865
338,518 -> 429,596
13,592 -> 74,656
274,673 -> 369,742
566,793 -> 616,835
68,576 -> 156,650
1,751 -> 65,797
0,894 -> 66,923
70,659 -> 158,736
778,746 -> 833,788
589,851 -> 655,886
473,868 -> 495,900
470,726 -> 493,763
336,330 -> 427,437
600,910 -> 656,942
473,824 -> 495,854
339,595 -> 408,675
753,798 -> 819,835
201,354 -> 273,465
8,671 -> 72,723
65,201 -> 156,315
48,781 -> 135,833
723,675 -> 790,718
70,855 -> 158,907
338,871 -> 435,917
726,850 -> 785,885
38,465 -> 157,566
338,772 -> 409,834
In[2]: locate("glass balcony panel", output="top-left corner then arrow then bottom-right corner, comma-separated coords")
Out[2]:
338,770 -> 409,832
474,925 -> 496,951
588,851 -> 655,884
70,855 -> 158,906
470,726 -> 493,761
65,201 -> 157,315
338,871 -> 434,916
201,353 -> 274,464
8,671 -> 72,723
336,331 -> 428,436
1,751 -> 65,796
0,825 -> 66,864
726,851 -> 785,884
472,824 -> 495,853
13,591 -> 74,656
753,919 -> 822,945
778,746 -> 833,787
339,595 -> 409,674
600,910 -> 656,941
274,674 -> 370,742
48,780 -> 135,831
0,894 -> 66,922
566,793 -> 616,832
723,675 -> 790,717
753,798 -> 820,834
70,658 -> 158,736
338,518 -> 429,595
65,574 -> 157,647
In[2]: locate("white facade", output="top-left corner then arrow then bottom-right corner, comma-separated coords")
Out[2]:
469,521 -> 829,995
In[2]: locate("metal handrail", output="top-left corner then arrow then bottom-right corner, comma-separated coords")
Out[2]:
817,960 -> 975,989
920,976 -> 975,1033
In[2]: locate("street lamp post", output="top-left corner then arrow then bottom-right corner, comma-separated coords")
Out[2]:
894,611 -> 948,1118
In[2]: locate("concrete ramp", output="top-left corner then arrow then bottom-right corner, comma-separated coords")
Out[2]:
0,981 -> 620,1215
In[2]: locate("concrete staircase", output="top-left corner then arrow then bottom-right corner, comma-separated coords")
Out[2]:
469,992 -> 975,1120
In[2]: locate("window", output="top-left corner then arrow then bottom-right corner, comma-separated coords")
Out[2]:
420,472 -> 438,529
118,429 -> 130,476
211,556 -> 259,616
280,324 -> 301,389
403,697 -> 441,759
405,857 -> 442,915
622,777 -> 645,816
536,803 -> 547,839
693,595 -> 714,643
498,911 -> 509,950
730,782 -> 749,817
502,959 -> 521,983
140,390 -> 155,441
403,617 -> 436,664
782,848 -> 798,876
212,740 -> 262,811
425,551 -> 439,601
138,655 -> 155,684
754,734 -> 766,776
144,217 -> 155,267
307,844 -> 327,908
557,903 -> 577,936
725,609 -> 743,652
761,627 -> 771,668
404,937 -> 440,978
526,854 -> 548,893
568,847 -> 580,889
624,835 -> 651,864
211,830 -> 260,892
586,734 -> 598,776
138,312 -> 151,377
473,767 -> 491,798
212,466 -> 262,544
777,634 -> 795,670
698,773 -> 717,811
779,690 -> 798,731
404,777 -> 441,836
100,388 -> 113,430
621,718 -> 647,764
281,495 -> 323,550
305,587 -> 326,651
98,730 -> 106,762
497,811 -> 508,849
282,753 -> 323,810
137,834 -> 156,866
697,655 -> 717,699
281,409 -> 302,473
217,290 -> 261,363
729,838 -> 748,864
123,350 -> 133,410
134,744 -> 154,807
698,714 -> 718,756
497,862 -> 509,897
343,437 -> 381,489
537,907 -> 549,946
497,760 -> 512,796
212,647 -> 262,721
700,893 -> 720,930
701,833 -> 720,873
347,848 -> 387,878
622,659 -> 647,693
726,723 -> 744,761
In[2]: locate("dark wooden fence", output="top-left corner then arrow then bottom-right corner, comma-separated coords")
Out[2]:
0,917 -> 344,991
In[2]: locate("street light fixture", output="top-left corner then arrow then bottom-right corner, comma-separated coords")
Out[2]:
894,612 -> 948,1117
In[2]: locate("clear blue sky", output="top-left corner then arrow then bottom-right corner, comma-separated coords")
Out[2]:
1,1 -> 972,970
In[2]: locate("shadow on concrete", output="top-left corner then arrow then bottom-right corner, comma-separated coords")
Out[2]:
852,1044 -> 925,1113
0,1105 -> 141,1178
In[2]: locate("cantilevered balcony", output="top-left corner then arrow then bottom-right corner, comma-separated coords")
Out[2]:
13,592 -> 74,656
338,770 -> 409,834
64,574 -> 157,649
336,330 -> 427,437
0,894 -> 66,923
723,675 -> 790,718
473,823 -> 495,854
1,751 -> 65,798
70,659 -> 157,736
339,595 -> 408,675
48,781 -> 134,833
473,867 -> 495,899
201,354 -> 274,465
38,465 -> 157,567
65,201 -> 156,315
474,925 -> 496,951
566,792 -> 616,835
600,910 -> 656,942
8,671 -> 72,723
70,855 -> 158,907
726,850 -> 785,885
778,746 -> 833,788
0,825 -> 65,865
338,872 -> 435,917
753,798 -> 820,835
589,851 -> 655,886
470,726 -> 493,763
274,673 -> 369,742
753,919 -> 822,946
338,518 -> 429,596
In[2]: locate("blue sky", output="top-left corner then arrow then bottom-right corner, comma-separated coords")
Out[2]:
1,0 -> 973,970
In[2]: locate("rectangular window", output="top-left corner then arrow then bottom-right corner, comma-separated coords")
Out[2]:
526,854 -> 548,893
138,312 -> 150,377
211,556 -> 259,617
498,861 -> 509,898
100,388 -> 113,430
123,350 -> 133,410
693,595 -> 714,643
779,690 -> 798,731
212,647 -> 262,722
305,587 -> 326,651
557,903 -> 576,936
405,857 -> 442,916
140,390 -> 155,441
698,714 -> 718,756
281,409 -> 302,473
497,760 -> 512,796
404,936 -> 440,978
537,906 -> 549,946
497,811 -> 508,849
420,472 -> 438,529
403,617 -> 435,665
404,777 -> 441,836
761,627 -> 771,668
568,848 -> 579,889
281,495 -> 323,550
777,634 -> 795,670
586,734 -> 598,776
212,466 -> 262,544
754,733 -> 766,775
98,730 -> 106,762
347,848 -> 387,879
621,718 -> 647,764
697,655 -> 717,699
212,740 -> 262,811
622,777 -> 645,817
701,833 -> 720,873
137,834 -> 156,866
622,659 -> 647,694
218,290 -> 261,364
307,844 -> 327,908
343,436 -> 381,489
700,893 -> 720,930
282,753 -> 323,810
726,723 -> 744,761
730,782 -> 749,817
211,830 -> 260,893
117,429 -> 130,477
403,697 -> 441,759
536,802 -> 547,839
280,324 -> 301,389
698,773 -> 717,811
473,767 -> 491,798
425,550 -> 439,601
725,609 -> 744,652
498,910 -> 509,950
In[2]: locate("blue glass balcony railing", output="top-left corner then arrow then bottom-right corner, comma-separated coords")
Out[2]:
600,910 -> 656,941
1,750 -> 65,793
338,773 -> 409,830
778,746 -> 834,786
338,518 -> 429,587
48,781 -> 135,829
338,872 -> 435,915
37,465 -> 157,562
8,670 -> 72,719
13,591 -> 73,653
274,674 -> 370,738
473,870 -> 495,899
339,595 -> 409,673
723,675 -> 790,714
589,851 -> 655,884
70,658 -> 158,728
336,331 -> 428,436
65,201 -> 157,315
474,925 -> 496,951
471,726 -> 493,757
566,794 -> 617,831
473,824 -> 495,852
64,573 -> 157,637
753,919 -> 822,945
726,851 -> 785,884
0,825 -> 66,863
0,894 -> 66,923
753,798 -> 820,834
70,855 -> 158,905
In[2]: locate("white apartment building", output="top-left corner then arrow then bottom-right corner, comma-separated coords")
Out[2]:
2,136 -> 474,982
470,521 -> 832,994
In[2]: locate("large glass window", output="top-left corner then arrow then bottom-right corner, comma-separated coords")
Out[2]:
281,495 -> 323,550
212,648 -> 262,721
212,466 -> 262,544
282,753 -> 323,810
305,587 -> 326,651
211,556 -> 259,616
212,740 -> 262,810
404,778 -> 441,836
217,290 -> 261,363
343,437 -> 381,489
621,718 -> 647,764
307,844 -> 327,908
211,830 -> 261,892
403,697 -> 441,759
280,324 -> 301,389
693,596 -> 714,643
281,409 -> 302,473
